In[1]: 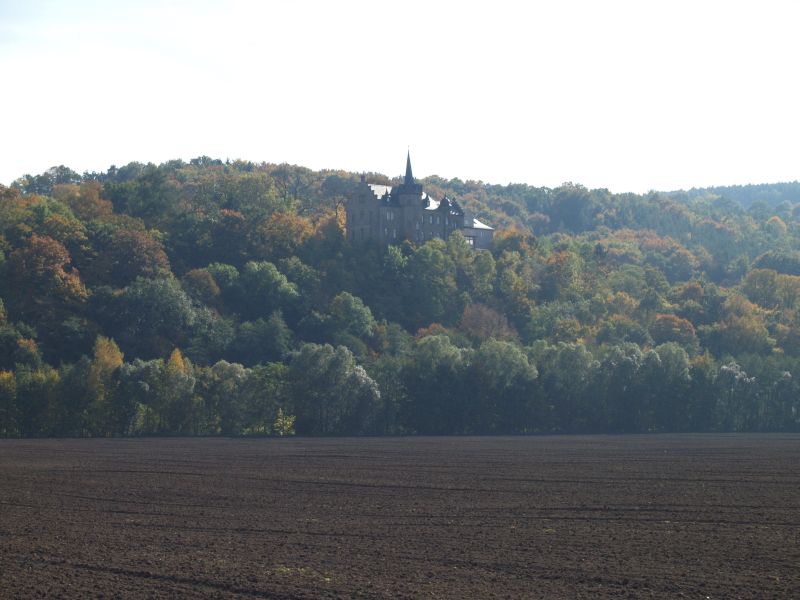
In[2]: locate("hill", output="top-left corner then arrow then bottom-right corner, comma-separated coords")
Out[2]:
1,158 -> 799,437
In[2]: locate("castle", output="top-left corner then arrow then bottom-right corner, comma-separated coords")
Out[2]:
345,153 -> 494,249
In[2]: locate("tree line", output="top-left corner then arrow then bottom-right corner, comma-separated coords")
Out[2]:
1,159 -> 799,436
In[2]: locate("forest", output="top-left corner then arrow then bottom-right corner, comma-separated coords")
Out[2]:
1,158 -> 799,437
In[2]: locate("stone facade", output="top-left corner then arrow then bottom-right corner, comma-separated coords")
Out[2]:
345,154 -> 494,249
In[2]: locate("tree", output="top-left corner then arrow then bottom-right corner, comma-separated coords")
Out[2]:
540,250 -> 581,302
239,261 -> 300,321
715,362 -> 757,431
596,315 -> 652,347
594,343 -> 644,432
14,165 -> 81,195
640,343 -> 691,431
404,239 -> 459,328
246,362 -> 290,435
531,342 -> 599,432
85,336 -> 125,436
650,313 -> 698,349
118,351 -> 198,435
91,228 -> 170,287
230,312 -> 293,365
14,365 -> 61,437
289,343 -> 380,435
703,295 -> 772,356
53,181 -> 113,220
181,268 -> 222,306
253,211 -> 314,261
401,335 -> 468,434
273,408 -> 296,436
115,277 -> 198,358
119,358 -> 166,434
468,339 -> 538,433
459,303 -> 517,344
6,234 -> 87,323
550,183 -> 597,232
160,349 -> 199,434
197,360 -> 249,435
0,370 -> 17,437
321,175 -> 356,220
329,292 -> 376,339
741,269 -> 781,309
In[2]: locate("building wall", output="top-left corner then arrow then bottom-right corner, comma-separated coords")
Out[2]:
345,182 -> 382,243
461,226 -> 493,250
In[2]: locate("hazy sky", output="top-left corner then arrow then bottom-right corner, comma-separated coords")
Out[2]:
1,0 -> 799,192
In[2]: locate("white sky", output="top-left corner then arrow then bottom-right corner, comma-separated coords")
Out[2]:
1,0 -> 799,193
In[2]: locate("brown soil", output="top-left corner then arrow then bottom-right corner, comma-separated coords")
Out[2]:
1,434 -> 798,599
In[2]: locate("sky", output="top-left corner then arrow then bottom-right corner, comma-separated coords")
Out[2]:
1,0 -> 799,193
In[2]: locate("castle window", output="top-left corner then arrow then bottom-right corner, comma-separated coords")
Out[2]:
466,236 -> 475,246
428,215 -> 433,224
415,222 -> 419,230
436,216 -> 440,225
392,228 -> 397,239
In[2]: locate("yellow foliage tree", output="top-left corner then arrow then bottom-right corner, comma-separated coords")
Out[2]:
167,348 -> 187,374
0,370 -> 17,436
87,336 -> 124,435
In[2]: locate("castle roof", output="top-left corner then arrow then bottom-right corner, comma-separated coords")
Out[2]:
404,150 -> 414,185
368,184 -> 392,199
467,217 -> 493,230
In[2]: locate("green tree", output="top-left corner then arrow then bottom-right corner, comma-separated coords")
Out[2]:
401,335 -> 468,434
229,312 -> 293,365
468,339 -> 539,433
239,261 -> 300,321
404,239 -> 458,327
289,343 -> 380,435
14,365 -> 61,437
115,277 -> 198,358
329,292 -> 376,339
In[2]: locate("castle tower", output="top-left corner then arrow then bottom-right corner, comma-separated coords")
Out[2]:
395,151 -> 422,206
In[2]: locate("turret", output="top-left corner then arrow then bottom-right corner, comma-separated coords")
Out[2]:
404,150 -> 414,185
395,150 -> 422,204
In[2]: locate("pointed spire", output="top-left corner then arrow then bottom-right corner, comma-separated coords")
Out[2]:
404,150 -> 414,185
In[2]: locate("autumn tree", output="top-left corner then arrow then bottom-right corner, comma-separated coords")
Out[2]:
0,370 -> 17,436
5,235 -> 87,326
90,228 -> 171,287
459,303 -> 517,344
650,313 -> 698,349
251,211 -> 313,261
85,336 -> 125,435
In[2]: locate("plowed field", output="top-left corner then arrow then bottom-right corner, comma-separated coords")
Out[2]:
1,435 -> 798,599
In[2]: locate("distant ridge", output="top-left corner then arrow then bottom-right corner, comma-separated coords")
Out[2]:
670,181 -> 800,208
